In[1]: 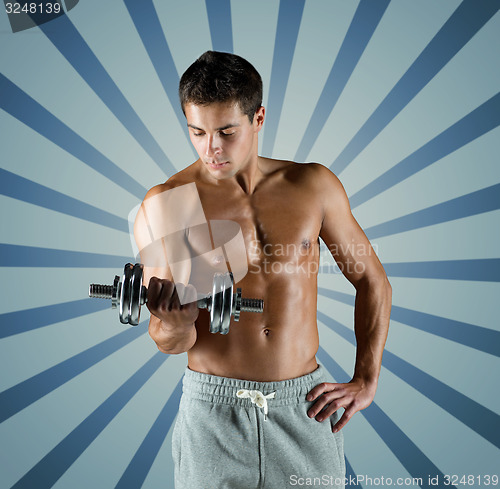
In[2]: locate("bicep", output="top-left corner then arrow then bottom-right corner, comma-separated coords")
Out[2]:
318,171 -> 384,287
134,197 -> 193,288
133,202 -> 171,287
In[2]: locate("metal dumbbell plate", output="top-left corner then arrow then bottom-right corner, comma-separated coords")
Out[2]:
209,273 -> 221,334
209,272 -> 233,334
129,264 -> 144,325
220,273 -> 233,335
119,263 -> 144,325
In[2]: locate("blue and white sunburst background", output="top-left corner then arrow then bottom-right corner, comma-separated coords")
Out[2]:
1,0 -> 499,488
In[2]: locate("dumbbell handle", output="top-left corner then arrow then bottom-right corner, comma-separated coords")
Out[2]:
196,294 -> 264,314
89,283 -> 265,313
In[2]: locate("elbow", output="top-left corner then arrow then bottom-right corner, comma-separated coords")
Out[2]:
379,275 -> 392,311
357,269 -> 392,301
377,273 -> 392,303
154,338 -> 196,355
382,274 -> 392,298
156,345 -> 187,355
377,277 -> 392,305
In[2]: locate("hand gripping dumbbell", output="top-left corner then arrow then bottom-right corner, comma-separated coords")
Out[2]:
88,263 -> 264,334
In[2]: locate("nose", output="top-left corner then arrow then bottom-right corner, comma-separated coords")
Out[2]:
205,135 -> 221,158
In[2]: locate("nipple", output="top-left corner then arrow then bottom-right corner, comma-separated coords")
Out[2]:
302,239 -> 311,249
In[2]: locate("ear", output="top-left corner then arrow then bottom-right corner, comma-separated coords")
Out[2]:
253,106 -> 265,132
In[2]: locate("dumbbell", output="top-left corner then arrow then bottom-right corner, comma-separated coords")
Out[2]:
88,263 -> 264,334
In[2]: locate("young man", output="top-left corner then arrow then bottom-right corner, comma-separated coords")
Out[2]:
134,51 -> 391,488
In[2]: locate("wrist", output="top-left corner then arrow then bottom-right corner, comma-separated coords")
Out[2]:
351,374 -> 378,393
149,317 -> 196,353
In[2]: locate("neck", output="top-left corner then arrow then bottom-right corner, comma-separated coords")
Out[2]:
236,154 -> 262,195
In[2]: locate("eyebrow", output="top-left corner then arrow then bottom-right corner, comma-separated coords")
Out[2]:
188,123 -> 240,131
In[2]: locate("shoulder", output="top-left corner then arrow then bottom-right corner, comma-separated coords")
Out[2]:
282,161 -> 345,192
259,157 -> 328,182
135,165 -> 198,240
291,162 -> 350,214
307,163 -> 345,192
260,158 -> 346,196
299,162 -> 340,184
142,163 -> 198,203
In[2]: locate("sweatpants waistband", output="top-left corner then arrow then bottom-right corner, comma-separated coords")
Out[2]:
181,365 -> 325,407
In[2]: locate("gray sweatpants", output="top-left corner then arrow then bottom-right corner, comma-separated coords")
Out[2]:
172,365 -> 345,488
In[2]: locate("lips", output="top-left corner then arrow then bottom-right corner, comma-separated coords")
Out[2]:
208,161 -> 229,169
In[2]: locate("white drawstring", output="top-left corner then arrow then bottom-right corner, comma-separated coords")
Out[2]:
236,389 -> 276,421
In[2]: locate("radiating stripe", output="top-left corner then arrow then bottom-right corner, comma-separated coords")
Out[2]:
318,313 -> 500,449
383,351 -> 500,449
262,0 -> 305,157
11,352 -> 167,489
205,0 -> 233,52
345,458 -> 361,487
0,74 -> 146,200
0,325 -> 146,423
360,404 -> 448,489
0,168 -> 129,233
318,287 -> 355,306
330,0 -> 500,174
123,0 -> 194,152
115,378 -> 182,488
0,244 -> 132,268
364,184 -> 500,239
317,347 -> 449,488
294,0 -> 390,162
0,299 -> 109,339
318,287 -> 500,357
318,311 -> 354,345
390,306 -> 500,358
350,93 -> 500,208
383,259 -> 500,282
38,14 -> 175,176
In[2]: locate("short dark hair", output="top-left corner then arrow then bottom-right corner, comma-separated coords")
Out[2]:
179,51 -> 263,122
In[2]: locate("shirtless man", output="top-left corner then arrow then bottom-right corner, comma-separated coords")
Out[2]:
134,51 -> 392,489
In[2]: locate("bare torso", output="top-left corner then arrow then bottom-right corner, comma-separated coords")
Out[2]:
161,157 -> 323,381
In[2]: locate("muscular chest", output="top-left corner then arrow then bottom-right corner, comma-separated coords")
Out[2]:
196,184 -> 322,267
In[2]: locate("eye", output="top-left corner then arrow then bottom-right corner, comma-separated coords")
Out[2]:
220,131 -> 235,137
192,132 -> 205,137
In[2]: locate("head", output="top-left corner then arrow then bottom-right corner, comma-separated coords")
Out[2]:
179,51 -> 263,123
179,51 -> 265,179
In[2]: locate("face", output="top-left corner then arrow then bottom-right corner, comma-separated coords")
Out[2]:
185,102 -> 264,180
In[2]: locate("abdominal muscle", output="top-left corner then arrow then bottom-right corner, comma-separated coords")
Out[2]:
186,264 -> 320,382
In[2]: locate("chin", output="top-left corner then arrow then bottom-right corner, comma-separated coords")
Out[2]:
211,171 -> 235,180
207,163 -> 238,178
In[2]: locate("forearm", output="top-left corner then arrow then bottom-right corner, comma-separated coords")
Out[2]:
352,275 -> 392,388
148,315 -> 197,354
